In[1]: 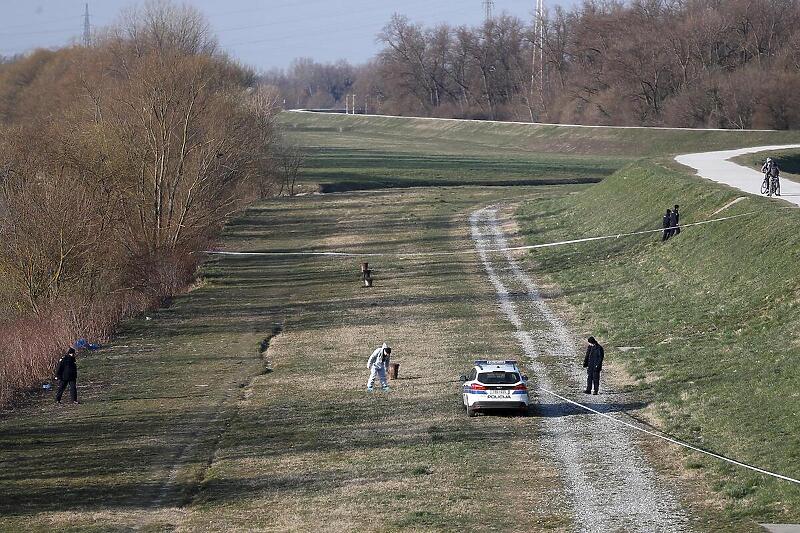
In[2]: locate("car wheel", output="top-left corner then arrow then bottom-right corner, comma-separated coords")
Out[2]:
518,405 -> 529,417
467,404 -> 477,417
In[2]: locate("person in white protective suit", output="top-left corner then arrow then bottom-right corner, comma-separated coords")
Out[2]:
366,342 -> 391,392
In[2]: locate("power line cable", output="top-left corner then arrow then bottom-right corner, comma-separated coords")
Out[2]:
0,25 -> 88,38
214,0 -> 436,35
205,0 -> 342,19
224,4 -> 465,49
0,15 -> 83,32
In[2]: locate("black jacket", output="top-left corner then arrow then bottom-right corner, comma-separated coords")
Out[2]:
584,344 -> 604,370
56,354 -> 77,382
662,214 -> 671,228
670,211 -> 679,226
672,210 -> 680,224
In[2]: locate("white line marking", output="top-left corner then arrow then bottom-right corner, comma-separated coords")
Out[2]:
711,197 -> 747,216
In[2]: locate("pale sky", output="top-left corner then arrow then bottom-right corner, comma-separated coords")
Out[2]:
0,0 -> 575,72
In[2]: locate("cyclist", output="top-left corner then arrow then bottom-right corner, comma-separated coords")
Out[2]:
761,158 -> 781,196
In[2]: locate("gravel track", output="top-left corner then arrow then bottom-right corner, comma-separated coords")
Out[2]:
470,205 -> 690,533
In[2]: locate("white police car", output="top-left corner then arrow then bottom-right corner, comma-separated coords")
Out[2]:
461,360 -> 529,417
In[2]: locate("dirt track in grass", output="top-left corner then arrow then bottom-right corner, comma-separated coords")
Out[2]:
175,187 -> 578,532
471,205 -> 690,532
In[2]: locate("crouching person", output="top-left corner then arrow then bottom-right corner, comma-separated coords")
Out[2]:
366,343 -> 391,392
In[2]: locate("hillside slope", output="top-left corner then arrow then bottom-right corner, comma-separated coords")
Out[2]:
282,111 -> 800,157
517,161 -> 800,524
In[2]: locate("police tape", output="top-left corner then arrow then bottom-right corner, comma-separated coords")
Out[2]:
205,211 -> 757,258
537,386 -> 800,485
206,204 -> 800,485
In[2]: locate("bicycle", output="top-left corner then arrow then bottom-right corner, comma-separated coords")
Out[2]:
761,173 -> 781,197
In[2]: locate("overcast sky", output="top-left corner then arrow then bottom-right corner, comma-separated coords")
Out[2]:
0,0 -> 576,72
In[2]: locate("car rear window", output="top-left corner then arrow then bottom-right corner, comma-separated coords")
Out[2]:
477,371 -> 520,385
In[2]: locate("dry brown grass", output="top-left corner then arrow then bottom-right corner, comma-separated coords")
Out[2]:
169,186 -> 575,531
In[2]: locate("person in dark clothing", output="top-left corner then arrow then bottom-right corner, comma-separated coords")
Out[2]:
583,336 -> 604,395
671,205 -> 680,236
662,209 -> 672,241
55,348 -> 78,404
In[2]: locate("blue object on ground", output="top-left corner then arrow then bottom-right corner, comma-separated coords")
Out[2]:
74,338 -> 101,350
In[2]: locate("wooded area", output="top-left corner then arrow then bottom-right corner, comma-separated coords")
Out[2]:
267,0 -> 800,128
0,3 -> 294,406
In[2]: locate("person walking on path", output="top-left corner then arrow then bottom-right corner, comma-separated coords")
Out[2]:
55,348 -> 79,404
662,208 -> 672,241
366,342 -> 391,392
583,337 -> 604,395
672,205 -> 680,236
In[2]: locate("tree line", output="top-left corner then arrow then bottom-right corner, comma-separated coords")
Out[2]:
267,0 -> 800,129
0,2 -> 301,406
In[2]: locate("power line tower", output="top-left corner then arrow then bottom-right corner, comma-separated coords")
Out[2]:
531,0 -> 544,91
529,0 -> 545,120
83,3 -> 91,47
483,0 -> 494,21
536,0 -> 544,89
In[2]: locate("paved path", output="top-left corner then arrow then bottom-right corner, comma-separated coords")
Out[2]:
675,145 -> 800,206
470,206 -> 690,533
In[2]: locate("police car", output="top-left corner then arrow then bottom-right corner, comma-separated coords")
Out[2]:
460,360 -> 529,417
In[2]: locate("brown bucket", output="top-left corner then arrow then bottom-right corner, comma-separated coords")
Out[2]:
389,362 -> 400,380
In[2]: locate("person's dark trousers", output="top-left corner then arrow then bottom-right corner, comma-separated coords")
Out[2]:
673,225 -> 680,236
55,380 -> 77,403
586,368 -> 601,394
662,229 -> 671,241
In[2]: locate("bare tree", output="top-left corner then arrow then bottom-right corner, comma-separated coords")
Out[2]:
275,142 -> 306,197
357,0 -> 800,128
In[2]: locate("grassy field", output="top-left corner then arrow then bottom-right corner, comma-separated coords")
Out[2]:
281,111 -> 800,157
0,184 -> 586,531
2,112 -> 799,531
300,149 -> 614,192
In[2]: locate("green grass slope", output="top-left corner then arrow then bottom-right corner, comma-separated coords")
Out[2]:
517,161 -> 800,523
302,148 -> 615,193
281,111 -> 800,194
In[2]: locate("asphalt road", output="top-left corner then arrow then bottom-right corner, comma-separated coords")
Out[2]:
675,145 -> 800,204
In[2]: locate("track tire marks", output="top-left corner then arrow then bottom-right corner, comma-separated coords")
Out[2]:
470,205 -> 689,533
